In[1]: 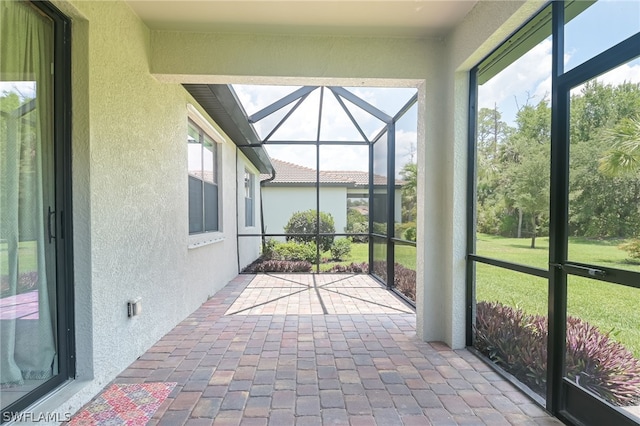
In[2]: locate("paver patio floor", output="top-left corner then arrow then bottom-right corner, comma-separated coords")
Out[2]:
114,274 -> 563,425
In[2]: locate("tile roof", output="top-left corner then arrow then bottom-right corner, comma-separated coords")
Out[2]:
263,158 -> 402,186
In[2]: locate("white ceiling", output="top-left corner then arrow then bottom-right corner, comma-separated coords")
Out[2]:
126,1 -> 478,38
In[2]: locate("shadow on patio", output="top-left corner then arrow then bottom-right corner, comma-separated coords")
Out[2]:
103,274 -> 561,425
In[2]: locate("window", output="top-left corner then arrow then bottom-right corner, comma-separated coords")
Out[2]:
188,119 -> 220,234
244,169 -> 255,227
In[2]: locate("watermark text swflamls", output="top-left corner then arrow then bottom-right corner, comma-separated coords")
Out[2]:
2,412 -> 72,423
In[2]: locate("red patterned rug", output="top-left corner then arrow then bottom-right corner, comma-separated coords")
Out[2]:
68,382 -> 176,425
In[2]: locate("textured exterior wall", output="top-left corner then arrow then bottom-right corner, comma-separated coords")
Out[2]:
430,0 -> 542,348
42,0 -> 259,417
262,186 -> 347,238
237,153 -> 262,270
150,32 -> 433,85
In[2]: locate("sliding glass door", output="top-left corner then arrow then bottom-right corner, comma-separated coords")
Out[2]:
1,0 -> 72,417
557,48 -> 640,426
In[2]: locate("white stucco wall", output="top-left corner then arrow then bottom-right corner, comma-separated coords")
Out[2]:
41,0 -> 260,417
237,155 -> 262,270
262,186 -> 347,239
433,0 -> 545,348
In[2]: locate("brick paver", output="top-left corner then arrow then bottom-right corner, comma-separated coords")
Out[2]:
100,274 -> 563,425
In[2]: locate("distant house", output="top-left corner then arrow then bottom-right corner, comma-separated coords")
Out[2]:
262,158 -> 403,237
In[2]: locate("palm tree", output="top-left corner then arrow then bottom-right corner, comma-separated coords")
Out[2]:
599,115 -> 640,261
599,116 -> 640,176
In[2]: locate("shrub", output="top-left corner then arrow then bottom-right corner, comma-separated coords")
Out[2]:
330,239 -> 351,261
474,301 -> 640,406
619,238 -> 640,260
395,222 -> 415,238
271,241 -> 317,263
261,238 -> 277,259
347,222 -> 368,243
474,301 -> 547,394
347,209 -> 367,229
394,265 -> 416,300
284,210 -> 335,252
565,316 -> 640,406
327,262 -> 369,273
372,222 -> 387,235
403,227 -> 417,242
371,261 -> 416,301
243,259 -> 312,273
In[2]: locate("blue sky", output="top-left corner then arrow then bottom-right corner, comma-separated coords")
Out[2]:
233,85 -> 418,175
480,0 -> 640,127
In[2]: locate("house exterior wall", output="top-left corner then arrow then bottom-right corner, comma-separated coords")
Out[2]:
33,0 -> 541,417
436,0 -> 545,348
44,0 -> 262,416
262,186 -> 347,238
237,156 -> 262,270
395,190 -> 402,224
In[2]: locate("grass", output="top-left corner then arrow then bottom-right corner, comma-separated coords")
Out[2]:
318,242 -> 416,272
1,240 -> 38,276
476,234 -> 640,359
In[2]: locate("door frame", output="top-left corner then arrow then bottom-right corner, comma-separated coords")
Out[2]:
1,0 -> 74,418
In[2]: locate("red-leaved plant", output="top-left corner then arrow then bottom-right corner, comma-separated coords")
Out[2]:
474,301 -> 640,406
327,262 -> 369,273
372,261 -> 416,301
243,259 -> 312,273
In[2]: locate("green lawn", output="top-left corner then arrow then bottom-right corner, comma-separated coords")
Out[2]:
1,240 -> 38,275
319,242 -> 416,272
476,234 -> 640,358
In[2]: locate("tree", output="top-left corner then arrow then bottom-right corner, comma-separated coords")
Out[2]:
509,145 -> 550,248
399,162 -> 417,222
502,100 -> 551,247
284,210 -> 335,252
599,116 -> 640,176
568,82 -> 640,239
477,106 -> 511,160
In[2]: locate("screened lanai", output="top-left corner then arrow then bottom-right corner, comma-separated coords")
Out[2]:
184,84 -> 419,304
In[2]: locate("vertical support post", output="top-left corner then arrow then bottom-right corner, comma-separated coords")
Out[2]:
466,70 -> 478,347
387,123 -> 396,290
369,140 -> 374,272
548,0 -> 567,414
315,88 -> 324,273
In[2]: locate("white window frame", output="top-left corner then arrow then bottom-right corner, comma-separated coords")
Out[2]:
187,104 -> 225,248
244,168 -> 256,227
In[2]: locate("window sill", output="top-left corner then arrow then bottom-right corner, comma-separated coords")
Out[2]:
188,232 -> 224,249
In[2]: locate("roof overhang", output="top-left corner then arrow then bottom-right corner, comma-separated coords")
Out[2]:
183,84 -> 275,175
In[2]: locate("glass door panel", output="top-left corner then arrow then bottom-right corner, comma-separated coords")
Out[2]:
567,58 -> 640,274
563,57 -> 640,423
0,1 -> 60,412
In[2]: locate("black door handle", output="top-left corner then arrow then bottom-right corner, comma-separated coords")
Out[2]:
48,206 -> 56,243
564,263 -> 607,278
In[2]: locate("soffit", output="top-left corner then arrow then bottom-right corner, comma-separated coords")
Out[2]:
126,0 -> 477,38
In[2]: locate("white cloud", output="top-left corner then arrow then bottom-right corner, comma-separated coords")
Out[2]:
595,60 -> 640,85
571,59 -> 640,96
479,38 -> 553,124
